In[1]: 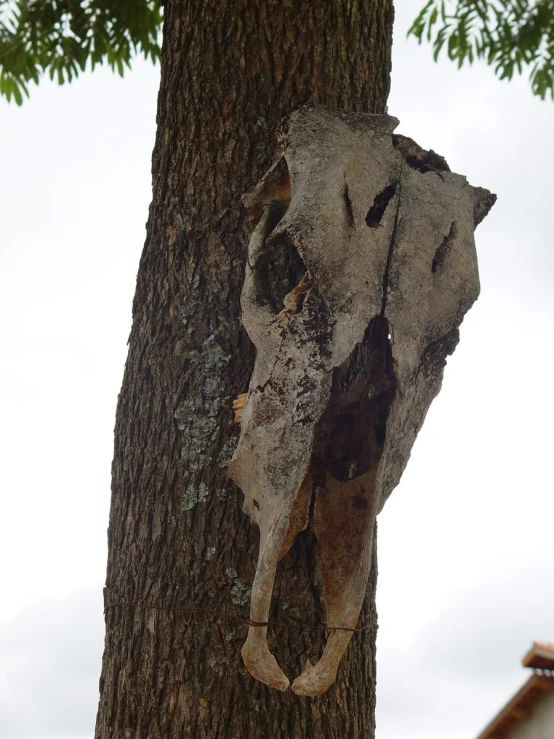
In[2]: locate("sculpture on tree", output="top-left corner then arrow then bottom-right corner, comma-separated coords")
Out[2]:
230,105 -> 495,697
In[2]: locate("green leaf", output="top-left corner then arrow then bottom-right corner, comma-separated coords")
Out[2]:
428,7 -> 439,41
12,77 -> 23,103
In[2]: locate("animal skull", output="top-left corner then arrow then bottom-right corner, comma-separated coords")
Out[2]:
228,106 -> 495,697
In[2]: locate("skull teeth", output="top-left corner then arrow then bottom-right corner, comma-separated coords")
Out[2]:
232,393 -> 248,425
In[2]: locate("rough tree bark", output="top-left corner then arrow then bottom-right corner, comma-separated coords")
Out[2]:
95,2 -> 394,737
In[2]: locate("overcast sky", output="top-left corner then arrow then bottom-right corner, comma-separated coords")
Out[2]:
1,5 -> 553,739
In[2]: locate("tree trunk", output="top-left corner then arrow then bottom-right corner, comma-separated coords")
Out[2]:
95,1 -> 393,737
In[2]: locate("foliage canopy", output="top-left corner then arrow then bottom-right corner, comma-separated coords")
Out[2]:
410,0 -> 554,100
0,0 -> 162,103
1,0 -> 553,103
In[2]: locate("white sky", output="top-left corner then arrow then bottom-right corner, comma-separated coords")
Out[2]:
0,5 -> 553,738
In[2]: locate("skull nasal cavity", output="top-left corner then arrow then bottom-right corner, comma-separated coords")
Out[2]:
256,240 -> 307,314
365,183 -> 397,228
312,317 -> 396,482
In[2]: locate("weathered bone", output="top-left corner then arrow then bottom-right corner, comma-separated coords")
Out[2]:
229,105 -> 495,696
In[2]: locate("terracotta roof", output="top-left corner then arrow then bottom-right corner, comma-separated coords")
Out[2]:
476,674 -> 554,739
522,642 -> 554,670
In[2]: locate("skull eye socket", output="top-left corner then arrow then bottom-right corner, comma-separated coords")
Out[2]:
254,238 -> 308,315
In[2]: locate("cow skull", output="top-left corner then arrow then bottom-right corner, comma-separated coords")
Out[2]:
228,106 -> 495,697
